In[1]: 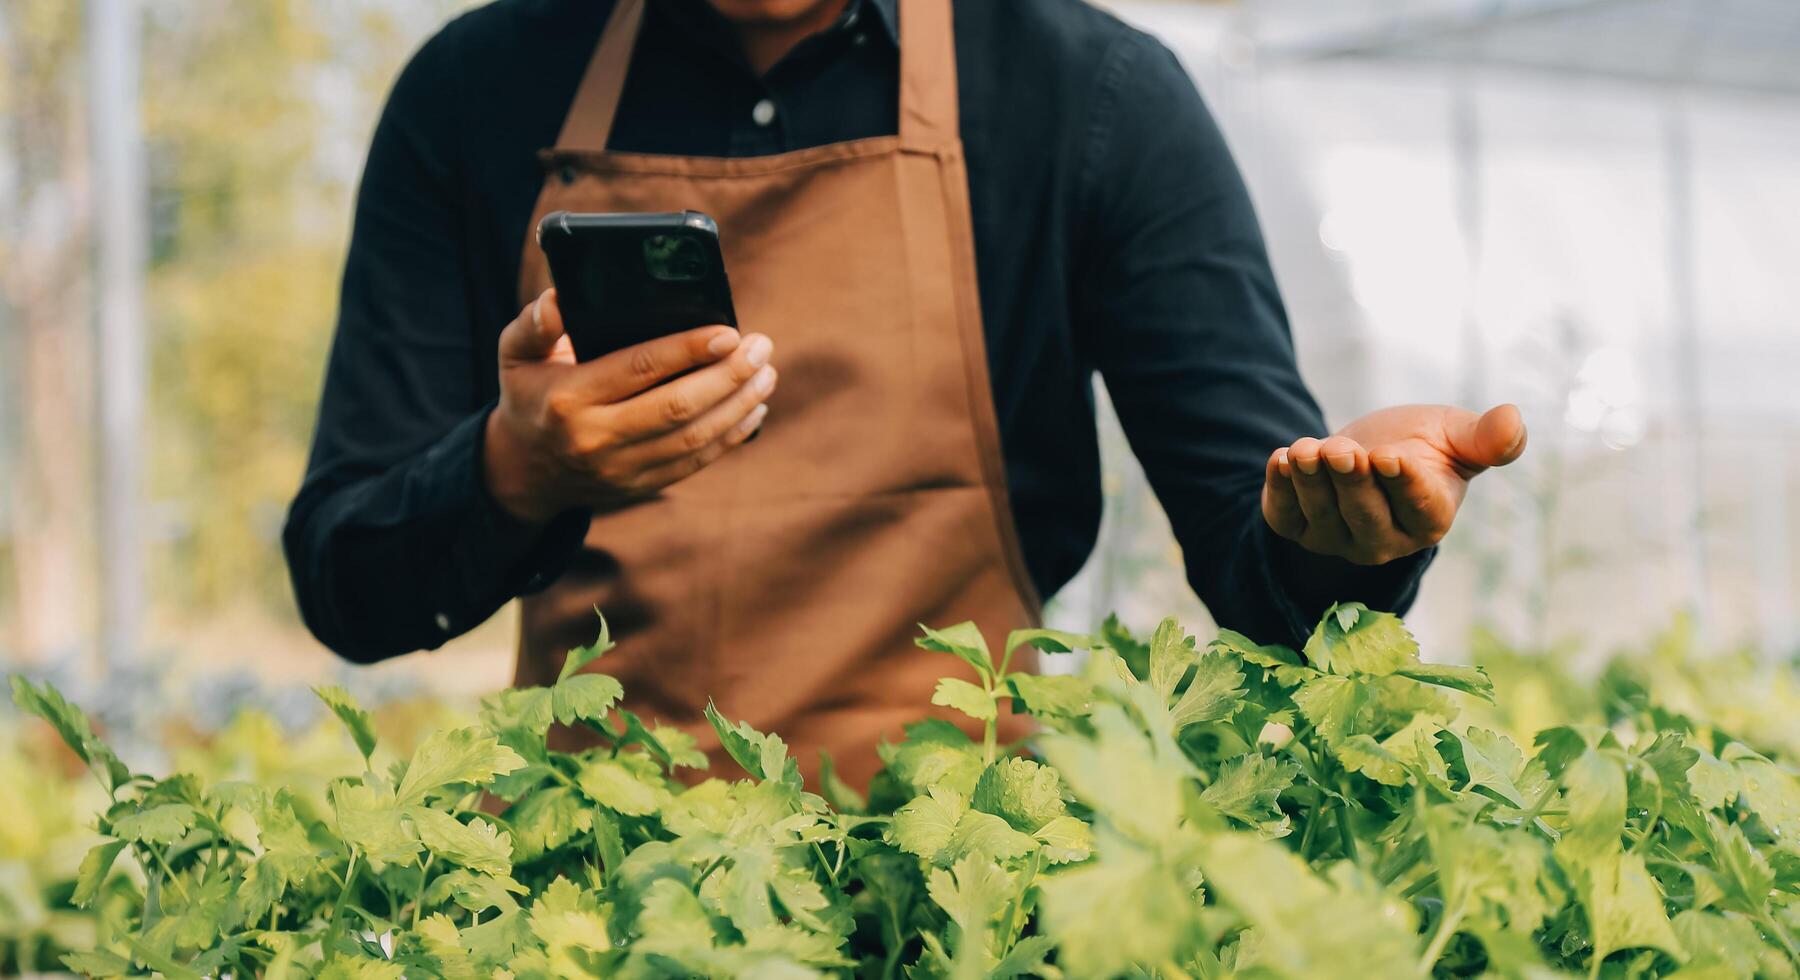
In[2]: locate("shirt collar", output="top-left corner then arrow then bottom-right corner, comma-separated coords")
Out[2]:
661,0 -> 899,54
856,0 -> 900,46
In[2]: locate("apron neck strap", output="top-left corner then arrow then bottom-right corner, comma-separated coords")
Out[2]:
553,0 -> 960,153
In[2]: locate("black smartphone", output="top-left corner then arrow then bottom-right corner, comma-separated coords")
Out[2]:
536,210 -> 737,362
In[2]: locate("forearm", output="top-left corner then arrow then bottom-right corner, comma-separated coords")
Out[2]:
282,407 -> 587,663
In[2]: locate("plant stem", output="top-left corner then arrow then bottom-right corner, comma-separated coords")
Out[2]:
413,852 -> 435,930
1298,808 -> 1321,861
1337,805 -> 1360,865
149,844 -> 191,903
1417,896 -> 1466,976
1401,871 -> 1439,901
811,841 -> 839,889
1758,908 -> 1800,972
329,850 -> 361,939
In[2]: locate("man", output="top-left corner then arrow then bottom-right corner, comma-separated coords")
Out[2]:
285,0 -> 1525,782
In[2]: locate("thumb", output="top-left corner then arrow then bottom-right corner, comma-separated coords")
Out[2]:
498,289 -> 568,364
1444,403 -> 1527,471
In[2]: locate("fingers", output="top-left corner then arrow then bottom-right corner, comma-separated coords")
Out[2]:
1443,403 -> 1527,471
1285,437 -> 1351,544
1320,437 -> 1400,553
604,353 -> 777,470
606,333 -> 774,439
1372,455 -> 1454,542
1262,448 -> 1307,540
499,289 -> 573,364
566,324 -> 743,405
619,403 -> 770,496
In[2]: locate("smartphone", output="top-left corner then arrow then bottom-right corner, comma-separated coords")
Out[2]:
536,210 -> 737,362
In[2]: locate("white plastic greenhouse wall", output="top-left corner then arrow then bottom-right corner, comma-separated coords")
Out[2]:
1052,0 -> 1800,662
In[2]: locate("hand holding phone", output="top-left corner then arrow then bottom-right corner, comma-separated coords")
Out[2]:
481,288 -> 776,524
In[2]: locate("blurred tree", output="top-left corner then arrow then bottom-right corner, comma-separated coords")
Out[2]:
0,2 -> 95,665
2,0 -> 465,663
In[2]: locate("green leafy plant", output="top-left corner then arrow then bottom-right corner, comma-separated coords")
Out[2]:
14,604 -> 1800,978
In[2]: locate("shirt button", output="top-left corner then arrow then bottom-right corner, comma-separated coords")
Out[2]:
751,98 -> 777,127
433,612 -> 451,632
852,31 -> 869,46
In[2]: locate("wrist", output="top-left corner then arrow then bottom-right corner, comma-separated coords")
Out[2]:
481,408 -> 556,526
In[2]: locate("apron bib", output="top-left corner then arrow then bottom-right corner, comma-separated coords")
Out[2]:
513,0 -> 1039,786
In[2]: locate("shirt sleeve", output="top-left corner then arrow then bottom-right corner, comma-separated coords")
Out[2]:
282,28 -> 586,664
1075,30 -> 1432,648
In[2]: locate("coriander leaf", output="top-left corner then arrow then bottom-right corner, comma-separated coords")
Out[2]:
1003,628 -> 1088,658
314,685 -> 378,764
1291,673 -> 1369,746
331,783 -> 420,868
395,727 -> 526,805
1556,845 -> 1684,966
1149,617 -> 1199,699
1436,727 -> 1529,807
1200,753 -> 1299,831
705,701 -> 802,788
1199,832 -> 1420,978
72,837 -> 129,907
1685,744 -> 1739,811
550,672 -> 623,726
576,757 -> 670,817
878,719 -> 984,797
1338,734 -> 1408,787
396,727 -> 525,803
1032,815 -> 1094,864
557,617 -> 614,683
408,807 -> 514,876
945,810 -> 1038,865
654,724 -> 710,769
1303,603 -> 1419,676
892,787 -> 967,862
1558,750 -> 1628,859
1726,746 -> 1800,840
927,856 -> 1015,970
480,687 -> 555,740
1039,705 -> 1189,843
971,757 -> 1066,832
916,622 -> 995,680
11,676 -> 132,792
931,677 -> 996,722
1698,814 -> 1774,917
1040,832 -> 1193,977
1099,614 -> 1152,680
505,785 -> 594,863
1210,628 -> 1304,668
112,803 -> 197,844
1167,652 -> 1245,731
1395,662 -> 1495,701
1672,910 -> 1775,977
1003,672 -> 1093,719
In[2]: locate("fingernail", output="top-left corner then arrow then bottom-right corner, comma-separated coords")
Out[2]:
1374,456 -> 1401,478
738,403 -> 768,435
1326,453 -> 1355,475
1295,456 -> 1319,476
744,334 -> 772,368
706,330 -> 740,356
752,365 -> 776,396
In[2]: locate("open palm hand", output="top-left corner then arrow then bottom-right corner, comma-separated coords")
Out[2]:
1262,404 -> 1527,565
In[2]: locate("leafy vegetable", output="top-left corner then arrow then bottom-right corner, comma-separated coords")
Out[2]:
10,605 -> 1800,978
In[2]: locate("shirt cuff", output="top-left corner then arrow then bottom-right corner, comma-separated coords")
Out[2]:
1256,520 -> 1434,645
437,406 -> 590,635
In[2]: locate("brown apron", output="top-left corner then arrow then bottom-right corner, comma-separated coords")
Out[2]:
513,0 -> 1039,786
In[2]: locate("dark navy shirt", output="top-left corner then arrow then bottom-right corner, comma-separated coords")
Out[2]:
284,0 -> 1431,663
